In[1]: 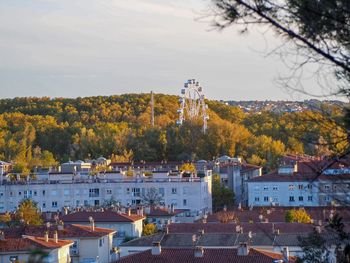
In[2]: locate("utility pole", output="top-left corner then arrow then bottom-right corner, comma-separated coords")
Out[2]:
150,91 -> 155,127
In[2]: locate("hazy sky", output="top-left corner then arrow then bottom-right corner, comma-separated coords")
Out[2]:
0,0 -> 331,100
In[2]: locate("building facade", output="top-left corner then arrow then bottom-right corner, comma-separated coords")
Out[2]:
0,171 -> 212,217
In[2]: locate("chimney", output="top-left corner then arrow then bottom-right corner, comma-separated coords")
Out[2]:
58,221 -> 64,231
237,243 -> 249,256
44,231 -> 49,242
194,246 -> 204,258
53,231 -> 58,243
151,242 -> 161,255
89,216 -> 95,231
282,247 -> 290,262
0,230 -> 5,241
127,207 -> 131,216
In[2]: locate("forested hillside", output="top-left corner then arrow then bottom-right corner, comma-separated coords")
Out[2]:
0,94 -> 347,173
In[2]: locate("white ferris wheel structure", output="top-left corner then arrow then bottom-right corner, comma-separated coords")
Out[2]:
176,79 -> 209,133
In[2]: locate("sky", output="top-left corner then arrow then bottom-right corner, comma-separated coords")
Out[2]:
0,0 -> 335,101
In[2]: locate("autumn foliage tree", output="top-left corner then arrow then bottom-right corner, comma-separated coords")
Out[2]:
285,208 -> 312,223
15,199 -> 43,226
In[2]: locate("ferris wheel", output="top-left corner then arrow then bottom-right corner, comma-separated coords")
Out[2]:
176,79 -> 209,133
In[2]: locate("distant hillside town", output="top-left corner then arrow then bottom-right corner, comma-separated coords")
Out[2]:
224,99 -> 347,113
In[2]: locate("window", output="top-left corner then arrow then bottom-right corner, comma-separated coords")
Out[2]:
89,188 -> 99,198
264,196 -> 269,202
324,185 -> 330,190
183,199 -> 187,206
171,199 -> 178,206
299,196 -> 304,201
18,191 -> 22,196
289,196 -> 295,202
84,200 -> 88,206
171,188 -> 177,194
131,199 -> 141,205
298,185 -> 303,190
33,191 -> 37,196
132,188 -> 140,197
9,192 -> 13,197
272,186 -> 278,191
307,184 -> 312,190
158,188 -> 165,196
99,238 -> 103,247
42,202 -> 46,208
272,197 -> 278,202
288,185 -> 295,190
0,192 -> 3,197
254,197 -> 260,202
324,196 -> 330,201
263,186 -> 269,191
94,200 -> 100,206
183,187 -> 189,194
126,188 -> 130,195
24,190 -> 32,198
308,196 -> 313,201
52,201 -> 58,208
106,189 -> 112,195
42,190 -> 46,196
76,200 -> 80,206
9,256 -> 18,262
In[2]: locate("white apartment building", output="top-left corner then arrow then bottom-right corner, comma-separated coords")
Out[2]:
0,171 -> 212,216
247,163 -> 350,207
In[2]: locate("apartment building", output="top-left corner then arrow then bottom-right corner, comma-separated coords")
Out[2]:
0,170 -> 212,217
247,158 -> 350,207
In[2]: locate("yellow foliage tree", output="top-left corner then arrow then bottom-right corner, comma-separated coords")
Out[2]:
143,223 -> 157,236
15,199 -> 43,226
285,208 -> 312,223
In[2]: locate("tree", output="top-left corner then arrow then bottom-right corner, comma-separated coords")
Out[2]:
143,223 -> 158,236
142,187 -> 164,206
212,174 -> 235,212
15,199 -> 43,226
179,163 -> 196,173
285,208 -> 312,223
0,212 -> 12,227
327,213 -> 350,263
213,0 -> 350,94
297,230 -> 332,263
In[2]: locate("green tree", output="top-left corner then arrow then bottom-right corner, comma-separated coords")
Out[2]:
212,174 -> 235,212
297,230 -> 331,263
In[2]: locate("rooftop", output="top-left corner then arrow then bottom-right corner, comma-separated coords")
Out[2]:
61,211 -> 145,223
0,236 -> 73,252
116,248 -> 296,263
3,224 -> 116,239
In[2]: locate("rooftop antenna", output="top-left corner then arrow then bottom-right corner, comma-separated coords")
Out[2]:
151,91 -> 155,127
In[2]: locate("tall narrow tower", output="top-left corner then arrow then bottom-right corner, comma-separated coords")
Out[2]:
150,91 -> 155,127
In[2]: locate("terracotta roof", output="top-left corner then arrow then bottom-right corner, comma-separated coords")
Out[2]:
2,224 -> 116,239
61,211 -> 144,223
146,208 -> 189,217
168,222 -> 314,234
116,248 -> 296,263
0,236 -> 73,252
203,207 -> 350,223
